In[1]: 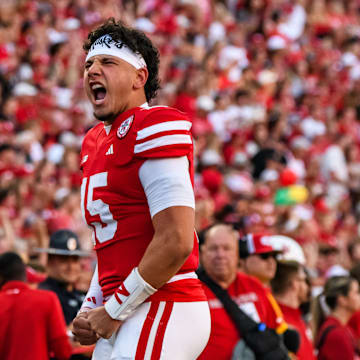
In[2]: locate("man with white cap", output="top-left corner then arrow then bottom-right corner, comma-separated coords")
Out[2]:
240,233 -> 282,287
72,18 -> 210,360
240,234 -> 302,356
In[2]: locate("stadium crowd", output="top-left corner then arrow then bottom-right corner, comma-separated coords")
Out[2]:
3,0 -> 360,358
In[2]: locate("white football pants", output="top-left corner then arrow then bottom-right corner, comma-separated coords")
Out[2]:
92,301 -> 211,360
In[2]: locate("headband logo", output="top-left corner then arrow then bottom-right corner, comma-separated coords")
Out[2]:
90,35 -> 125,51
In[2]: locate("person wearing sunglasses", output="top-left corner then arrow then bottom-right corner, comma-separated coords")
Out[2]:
240,233 -> 282,287
240,233 -> 289,341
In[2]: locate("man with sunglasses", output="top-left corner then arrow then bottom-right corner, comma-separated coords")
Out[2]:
240,234 -> 289,341
240,233 -> 282,287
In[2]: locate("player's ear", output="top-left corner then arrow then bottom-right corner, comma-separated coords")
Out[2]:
133,67 -> 148,90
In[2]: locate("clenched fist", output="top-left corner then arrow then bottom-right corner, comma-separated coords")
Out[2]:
72,311 -> 99,345
87,306 -> 122,339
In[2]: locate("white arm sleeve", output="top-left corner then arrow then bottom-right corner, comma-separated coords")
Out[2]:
139,156 -> 195,218
80,264 -> 103,311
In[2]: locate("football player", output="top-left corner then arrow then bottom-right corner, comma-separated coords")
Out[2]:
72,18 -> 210,360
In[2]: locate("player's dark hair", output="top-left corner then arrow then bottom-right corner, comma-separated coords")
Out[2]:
83,18 -> 161,102
0,252 -> 26,284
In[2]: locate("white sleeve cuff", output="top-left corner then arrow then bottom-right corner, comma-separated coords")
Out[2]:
80,264 -> 103,311
139,156 -> 195,218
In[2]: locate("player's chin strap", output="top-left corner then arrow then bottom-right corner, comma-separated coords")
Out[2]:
104,267 -> 157,321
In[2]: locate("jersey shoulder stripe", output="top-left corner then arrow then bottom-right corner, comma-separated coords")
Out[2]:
137,106 -> 189,130
136,120 -> 192,141
134,134 -> 192,154
134,107 -> 192,158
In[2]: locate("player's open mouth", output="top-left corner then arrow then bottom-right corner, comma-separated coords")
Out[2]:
91,83 -> 107,105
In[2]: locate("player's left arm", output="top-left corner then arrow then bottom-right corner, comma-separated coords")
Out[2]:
138,204 -> 194,288
137,155 -> 195,288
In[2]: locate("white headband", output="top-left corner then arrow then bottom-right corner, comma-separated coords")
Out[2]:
85,34 -> 147,69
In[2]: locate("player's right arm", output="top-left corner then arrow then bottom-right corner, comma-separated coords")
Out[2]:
79,264 -> 103,312
72,265 -> 102,345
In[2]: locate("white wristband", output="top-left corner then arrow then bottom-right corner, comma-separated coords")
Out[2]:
104,267 -> 157,321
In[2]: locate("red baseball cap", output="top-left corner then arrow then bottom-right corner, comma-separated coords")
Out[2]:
240,233 -> 282,258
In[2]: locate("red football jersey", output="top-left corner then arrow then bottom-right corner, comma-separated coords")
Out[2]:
80,105 -> 205,301
198,271 -> 285,360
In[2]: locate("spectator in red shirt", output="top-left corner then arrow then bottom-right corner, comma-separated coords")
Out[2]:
197,224 -> 288,360
271,261 -> 316,360
0,251 -> 72,360
240,233 -> 281,287
239,233 -> 296,344
314,276 -> 360,360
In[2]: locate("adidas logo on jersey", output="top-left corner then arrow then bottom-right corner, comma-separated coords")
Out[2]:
106,144 -> 114,155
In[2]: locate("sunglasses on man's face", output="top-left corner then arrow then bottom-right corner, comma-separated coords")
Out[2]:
258,252 -> 278,260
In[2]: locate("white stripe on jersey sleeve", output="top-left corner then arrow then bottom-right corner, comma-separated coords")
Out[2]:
134,134 -> 192,154
139,156 -> 195,218
136,120 -> 192,141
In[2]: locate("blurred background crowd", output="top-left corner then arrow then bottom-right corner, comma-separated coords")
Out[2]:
3,0 -> 360,357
